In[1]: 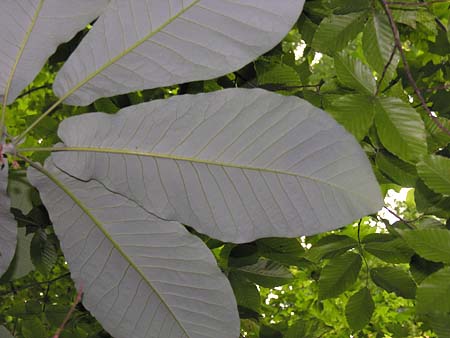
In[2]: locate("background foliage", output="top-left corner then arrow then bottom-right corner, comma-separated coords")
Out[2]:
1,0 -> 450,337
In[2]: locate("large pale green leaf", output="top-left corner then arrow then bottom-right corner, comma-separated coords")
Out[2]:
54,0 -> 305,105
52,89 -> 383,243
312,12 -> 367,55
374,97 -> 427,163
0,160 -> 16,277
0,326 -> 13,338
28,159 -> 239,338
0,0 -> 108,105
417,155 -> 450,195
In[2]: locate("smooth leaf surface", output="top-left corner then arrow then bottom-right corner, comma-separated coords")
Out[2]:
416,267 -> 450,315
28,159 -> 239,338
0,0 -> 108,104
362,12 -> 396,75
52,88 -> 382,243
376,152 -> 418,187
417,155 -> 450,195
324,94 -> 375,140
312,12 -> 367,55
318,252 -> 362,299
334,53 -> 376,95
235,259 -> 293,288
370,267 -> 416,299
374,97 -> 427,163
0,161 -> 16,277
401,229 -> 450,264
0,326 -> 13,338
54,0 -> 305,105
345,287 -> 374,331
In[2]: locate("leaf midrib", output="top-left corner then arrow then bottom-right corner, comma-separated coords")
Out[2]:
33,160 -> 190,337
61,0 -> 201,101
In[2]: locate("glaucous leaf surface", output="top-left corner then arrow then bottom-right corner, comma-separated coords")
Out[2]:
0,326 -> 13,338
52,88 -> 383,243
28,159 -> 239,338
54,0 -> 305,105
0,0 -> 108,104
0,160 -> 16,277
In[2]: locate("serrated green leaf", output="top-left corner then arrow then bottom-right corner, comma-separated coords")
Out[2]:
400,229 -> 450,264
324,94 -> 375,140
417,155 -> 450,195
334,53 -> 376,94
236,259 -> 293,288
363,12 -> 396,75
423,313 -> 450,338
371,267 -> 416,299
328,0 -> 370,14
374,97 -> 427,163
305,235 -> 358,263
257,238 -> 304,266
376,152 -> 418,187
345,287 -> 374,331
416,267 -> 450,314
30,229 -> 57,275
318,252 -> 362,299
312,12 -> 368,55
255,59 -> 302,87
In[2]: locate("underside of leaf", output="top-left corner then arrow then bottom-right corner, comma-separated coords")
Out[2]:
53,0 -> 305,105
52,88 -> 383,243
28,159 -> 239,338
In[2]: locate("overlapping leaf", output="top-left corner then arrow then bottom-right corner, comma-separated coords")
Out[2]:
417,155 -> 450,195
28,159 -> 239,338
53,0 -> 305,105
0,160 -> 17,277
52,89 -> 383,243
0,0 -> 108,104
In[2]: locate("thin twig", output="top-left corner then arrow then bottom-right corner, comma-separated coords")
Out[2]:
53,284 -> 83,338
424,83 -> 450,92
0,273 -> 70,297
16,85 -> 52,99
383,206 -> 415,229
380,0 -> 450,137
387,0 -> 450,6
376,46 -> 397,95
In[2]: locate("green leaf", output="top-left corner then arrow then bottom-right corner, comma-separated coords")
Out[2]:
345,287 -> 374,331
363,234 -> 414,264
236,259 -> 293,288
229,272 -> 260,313
257,238 -> 304,266
21,318 -> 46,338
370,267 -> 416,299
375,152 -> 418,187
417,155 -> 450,195
334,53 -> 376,95
362,12 -> 396,75
312,12 -> 368,55
416,267 -> 450,314
318,252 -> 362,299
30,229 -> 57,275
400,229 -> 450,264
324,94 -> 375,140
328,0 -> 370,14
374,97 -> 427,163
410,255 -> 444,284
255,59 -> 302,87
305,234 -> 358,263
423,313 -> 450,338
